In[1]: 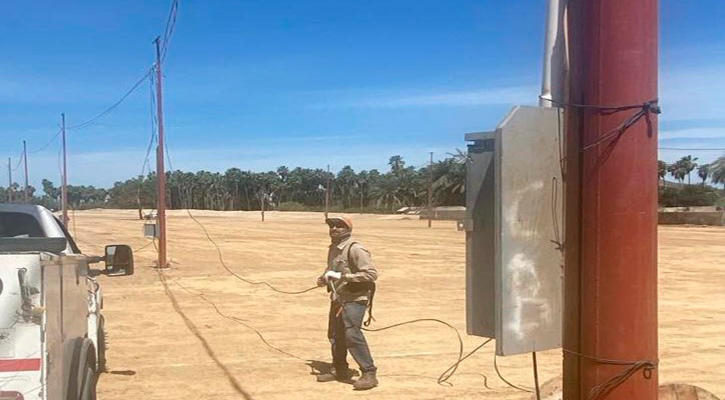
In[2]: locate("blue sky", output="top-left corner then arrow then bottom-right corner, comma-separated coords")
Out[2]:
1,0 -> 724,189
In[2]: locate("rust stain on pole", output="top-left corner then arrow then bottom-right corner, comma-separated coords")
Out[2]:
564,1 -> 659,399
155,37 -> 168,269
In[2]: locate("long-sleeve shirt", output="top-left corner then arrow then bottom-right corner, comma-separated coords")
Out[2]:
319,237 -> 378,303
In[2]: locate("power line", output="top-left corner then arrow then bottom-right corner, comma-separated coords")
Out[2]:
658,147 -> 725,151
28,129 -> 62,154
160,0 -> 180,62
141,69 -> 158,177
11,152 -> 23,172
65,67 -> 154,131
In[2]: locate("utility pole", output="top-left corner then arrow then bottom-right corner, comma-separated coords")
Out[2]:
564,1 -> 658,399
61,113 -> 68,226
154,37 -> 168,269
428,152 -> 433,228
261,191 -> 266,222
23,140 -> 29,203
324,164 -> 330,219
7,158 -> 12,203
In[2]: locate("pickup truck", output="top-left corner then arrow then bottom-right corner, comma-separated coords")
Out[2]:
0,204 -> 134,400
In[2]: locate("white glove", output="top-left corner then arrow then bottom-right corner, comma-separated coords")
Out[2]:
324,271 -> 342,281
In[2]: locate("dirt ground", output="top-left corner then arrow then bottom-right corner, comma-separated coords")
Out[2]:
68,209 -> 724,400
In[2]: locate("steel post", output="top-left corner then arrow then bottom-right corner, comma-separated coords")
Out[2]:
564,1 -> 659,399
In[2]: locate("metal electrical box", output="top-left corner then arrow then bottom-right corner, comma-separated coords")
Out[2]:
144,222 -> 159,238
465,106 -> 563,356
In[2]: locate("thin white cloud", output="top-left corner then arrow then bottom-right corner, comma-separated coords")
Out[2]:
309,85 -> 537,110
660,127 -> 725,141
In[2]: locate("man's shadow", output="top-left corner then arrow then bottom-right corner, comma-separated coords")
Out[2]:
305,360 -> 358,384
305,360 -> 333,377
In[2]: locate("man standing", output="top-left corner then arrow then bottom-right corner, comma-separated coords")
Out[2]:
316,215 -> 379,390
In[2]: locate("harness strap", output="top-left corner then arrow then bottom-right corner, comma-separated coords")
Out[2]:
345,242 -> 376,326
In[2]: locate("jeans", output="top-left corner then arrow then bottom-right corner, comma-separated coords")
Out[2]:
327,301 -> 377,373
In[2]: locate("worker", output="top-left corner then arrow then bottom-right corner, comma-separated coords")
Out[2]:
316,215 -> 379,390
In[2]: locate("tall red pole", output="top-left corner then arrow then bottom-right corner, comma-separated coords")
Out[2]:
23,140 -> 29,203
154,37 -> 168,269
61,113 -> 69,226
564,1 -> 658,399
7,158 -> 12,203
324,164 -> 330,219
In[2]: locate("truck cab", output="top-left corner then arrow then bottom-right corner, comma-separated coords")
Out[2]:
0,204 -> 134,400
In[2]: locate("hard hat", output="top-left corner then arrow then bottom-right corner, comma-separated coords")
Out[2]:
325,215 -> 353,230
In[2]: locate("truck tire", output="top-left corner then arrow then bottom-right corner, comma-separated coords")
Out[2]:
64,338 -> 84,400
79,361 -> 97,400
66,338 -> 97,400
97,315 -> 107,372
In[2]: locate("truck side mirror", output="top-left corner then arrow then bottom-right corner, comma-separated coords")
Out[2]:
104,245 -> 134,276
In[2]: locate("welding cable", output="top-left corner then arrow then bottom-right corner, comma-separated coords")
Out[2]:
351,307 -> 492,387
163,273 -> 305,360
186,209 -> 321,295
133,240 -> 156,252
494,353 -> 534,393
532,352 -> 541,400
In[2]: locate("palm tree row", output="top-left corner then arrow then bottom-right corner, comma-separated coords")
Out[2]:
24,153 -> 468,212
658,155 -> 725,187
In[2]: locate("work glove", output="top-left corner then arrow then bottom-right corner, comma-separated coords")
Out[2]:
324,271 -> 342,282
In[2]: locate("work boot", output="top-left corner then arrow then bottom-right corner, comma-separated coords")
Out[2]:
353,371 -> 378,390
316,368 -> 356,383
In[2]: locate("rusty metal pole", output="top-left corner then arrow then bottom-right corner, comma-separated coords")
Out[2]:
564,1 -> 659,399
23,140 -> 29,203
427,152 -> 433,228
324,164 -> 330,219
61,113 -> 68,226
154,37 -> 168,269
7,158 -> 12,203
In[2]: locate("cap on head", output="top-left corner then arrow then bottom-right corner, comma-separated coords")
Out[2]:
325,215 -> 353,230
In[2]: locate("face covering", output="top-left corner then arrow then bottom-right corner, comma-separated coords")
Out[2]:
330,227 -> 352,244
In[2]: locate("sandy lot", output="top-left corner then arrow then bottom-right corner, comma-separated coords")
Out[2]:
68,209 -> 724,399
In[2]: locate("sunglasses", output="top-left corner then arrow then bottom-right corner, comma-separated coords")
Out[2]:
328,221 -> 348,229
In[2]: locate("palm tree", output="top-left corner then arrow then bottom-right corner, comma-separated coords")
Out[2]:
388,155 -> 405,177
658,160 -> 667,187
697,164 -> 710,185
679,155 -> 698,184
710,156 -> 725,189
668,161 -> 686,184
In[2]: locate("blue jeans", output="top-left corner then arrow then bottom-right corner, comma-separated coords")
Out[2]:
328,301 -> 377,373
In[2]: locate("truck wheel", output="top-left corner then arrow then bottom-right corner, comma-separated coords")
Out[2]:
64,339 -> 84,400
97,315 -> 107,372
79,361 -> 97,400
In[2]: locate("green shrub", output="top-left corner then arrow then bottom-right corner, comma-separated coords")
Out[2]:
659,185 -> 720,207
276,202 -> 309,211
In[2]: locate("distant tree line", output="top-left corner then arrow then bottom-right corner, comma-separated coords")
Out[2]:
1,153 -> 467,212
4,152 -> 725,211
658,155 -> 725,207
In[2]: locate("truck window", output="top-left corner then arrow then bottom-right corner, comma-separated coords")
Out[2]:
0,212 -> 45,238
54,216 -> 81,254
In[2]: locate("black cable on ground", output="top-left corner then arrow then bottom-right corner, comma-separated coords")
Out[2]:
494,353 -> 533,393
133,240 -> 156,252
164,274 -> 305,361
185,209 -> 320,295
532,352 -> 541,400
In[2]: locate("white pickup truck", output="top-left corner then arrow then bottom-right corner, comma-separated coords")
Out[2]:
0,204 -> 134,400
